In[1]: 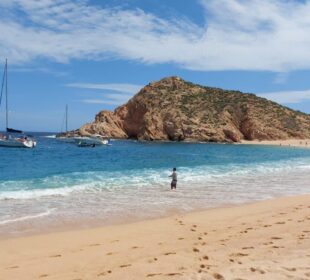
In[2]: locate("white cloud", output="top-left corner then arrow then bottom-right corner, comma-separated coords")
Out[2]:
273,72 -> 289,84
1,0 -> 310,71
69,82 -> 141,105
80,92 -> 133,106
71,83 -> 139,106
67,83 -> 143,94
81,99 -> 110,105
258,90 -> 310,104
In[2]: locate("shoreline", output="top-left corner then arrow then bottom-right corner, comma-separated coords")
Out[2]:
240,138 -> 310,148
1,194 -> 309,279
0,198 -> 267,240
0,193 -> 304,240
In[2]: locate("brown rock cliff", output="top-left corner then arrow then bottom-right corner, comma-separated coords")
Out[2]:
78,77 -> 310,142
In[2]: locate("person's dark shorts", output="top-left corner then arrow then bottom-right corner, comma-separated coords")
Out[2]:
171,180 -> 177,188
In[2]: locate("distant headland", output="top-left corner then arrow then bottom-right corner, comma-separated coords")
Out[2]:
67,76 -> 310,143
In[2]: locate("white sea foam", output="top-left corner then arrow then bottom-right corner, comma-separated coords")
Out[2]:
0,183 -> 94,200
0,209 -> 54,225
0,158 -> 309,201
0,157 -> 309,237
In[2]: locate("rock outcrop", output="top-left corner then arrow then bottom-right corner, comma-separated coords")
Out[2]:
78,77 -> 310,142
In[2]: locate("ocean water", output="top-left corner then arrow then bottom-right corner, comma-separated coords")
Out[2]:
0,133 -> 310,237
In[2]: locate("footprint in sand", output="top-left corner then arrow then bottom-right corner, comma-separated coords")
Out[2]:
89,243 -> 101,247
213,272 -> 225,279
230,253 -> 248,257
178,237 -> 184,240
120,264 -> 131,268
147,273 -> 162,277
164,252 -> 176,256
275,221 -> 286,225
97,270 -> 112,276
49,254 -> 61,258
131,246 -> 140,249
298,234 -> 306,240
193,248 -> 200,253
6,265 -> 19,269
283,267 -> 296,272
271,237 -> 282,240
263,224 -> 272,228
39,274 -> 48,278
165,273 -> 182,276
242,246 -> 254,250
148,257 -> 158,263
250,267 -> 265,274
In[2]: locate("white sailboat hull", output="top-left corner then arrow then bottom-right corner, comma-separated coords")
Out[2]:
0,138 -> 37,148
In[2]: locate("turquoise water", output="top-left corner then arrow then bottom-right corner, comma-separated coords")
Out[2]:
0,134 -> 310,236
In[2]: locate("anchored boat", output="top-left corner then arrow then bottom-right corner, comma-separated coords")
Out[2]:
74,134 -> 109,147
0,59 -> 36,148
56,105 -> 76,143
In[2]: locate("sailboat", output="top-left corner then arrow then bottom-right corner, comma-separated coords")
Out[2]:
56,105 -> 76,143
55,106 -> 109,146
0,59 -> 37,148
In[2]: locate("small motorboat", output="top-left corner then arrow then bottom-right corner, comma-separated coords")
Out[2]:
74,134 -> 109,147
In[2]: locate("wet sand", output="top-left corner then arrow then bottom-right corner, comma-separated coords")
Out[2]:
0,195 -> 309,280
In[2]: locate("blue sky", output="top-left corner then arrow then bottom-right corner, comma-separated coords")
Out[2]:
0,0 -> 310,132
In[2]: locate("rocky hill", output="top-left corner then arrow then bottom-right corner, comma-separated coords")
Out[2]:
78,77 -> 310,142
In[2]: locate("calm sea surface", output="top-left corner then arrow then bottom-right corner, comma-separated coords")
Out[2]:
0,133 -> 310,236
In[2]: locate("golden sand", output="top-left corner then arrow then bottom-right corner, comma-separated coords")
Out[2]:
241,139 -> 310,148
0,195 -> 309,280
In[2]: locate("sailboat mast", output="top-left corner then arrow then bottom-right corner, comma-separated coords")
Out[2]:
65,104 -> 68,133
5,59 -> 8,129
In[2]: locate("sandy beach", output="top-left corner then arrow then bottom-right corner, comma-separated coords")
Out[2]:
0,195 -> 309,280
241,139 -> 310,148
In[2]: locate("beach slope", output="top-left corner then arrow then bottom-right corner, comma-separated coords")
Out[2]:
1,195 -> 309,280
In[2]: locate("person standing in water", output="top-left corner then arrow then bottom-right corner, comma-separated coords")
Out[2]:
169,168 -> 177,190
